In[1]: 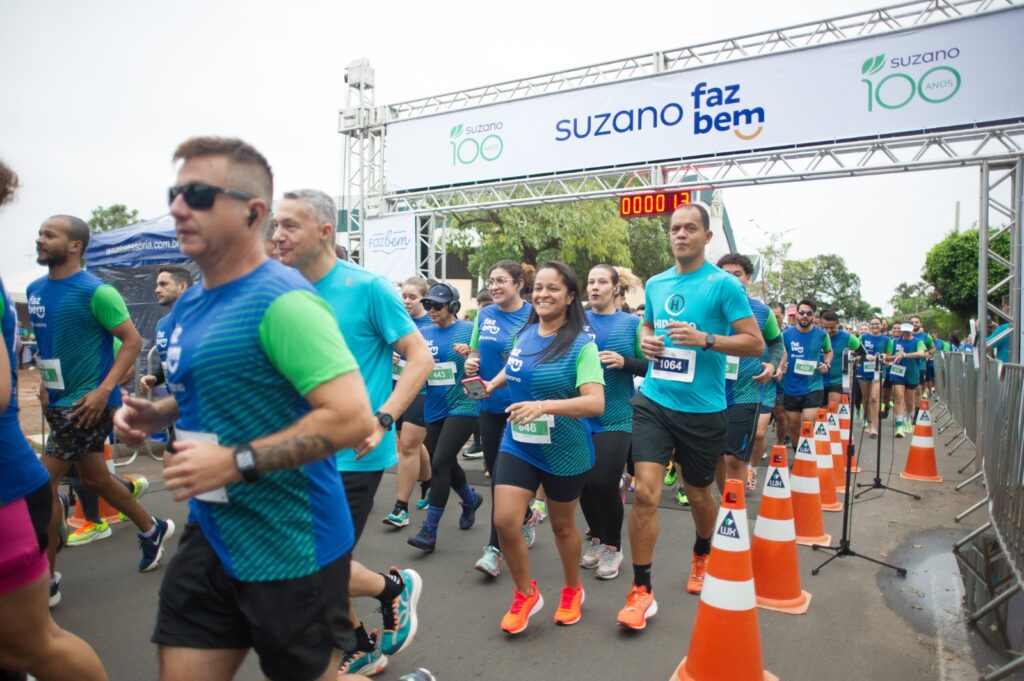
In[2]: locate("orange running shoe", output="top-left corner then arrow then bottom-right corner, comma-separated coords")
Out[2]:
687,553 -> 710,594
553,581 -> 585,626
500,580 -> 544,634
616,584 -> 657,630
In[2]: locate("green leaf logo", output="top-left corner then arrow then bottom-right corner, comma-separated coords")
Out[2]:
450,124 -> 464,139
861,54 -> 885,76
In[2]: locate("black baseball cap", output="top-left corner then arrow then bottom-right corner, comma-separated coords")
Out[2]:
423,283 -> 459,305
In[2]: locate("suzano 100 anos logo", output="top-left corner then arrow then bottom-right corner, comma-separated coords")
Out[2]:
860,47 -> 961,111
449,122 -> 504,166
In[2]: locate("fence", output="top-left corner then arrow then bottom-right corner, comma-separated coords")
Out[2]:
935,352 -> 1024,681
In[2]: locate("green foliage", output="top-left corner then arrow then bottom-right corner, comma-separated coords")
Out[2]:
449,199 -> 631,278
889,281 -> 957,335
88,204 -> 140,233
777,254 -> 878,320
626,216 -> 673,281
924,227 -> 1011,318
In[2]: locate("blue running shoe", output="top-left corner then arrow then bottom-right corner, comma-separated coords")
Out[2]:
416,489 -> 431,511
138,518 -> 175,572
384,507 -> 410,528
339,630 -> 388,676
407,523 -> 436,552
380,568 -> 422,656
458,490 -> 483,530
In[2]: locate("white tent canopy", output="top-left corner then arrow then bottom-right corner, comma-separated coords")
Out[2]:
4,266 -> 47,304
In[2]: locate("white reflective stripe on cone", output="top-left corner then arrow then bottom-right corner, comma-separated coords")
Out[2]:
816,454 -> 835,470
711,506 -> 751,553
911,436 -> 935,447
753,516 -> 796,542
761,468 -> 791,499
830,442 -> 842,454
700,575 -> 757,611
790,475 -> 821,494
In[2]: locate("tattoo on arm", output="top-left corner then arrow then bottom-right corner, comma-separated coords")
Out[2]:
253,434 -> 336,473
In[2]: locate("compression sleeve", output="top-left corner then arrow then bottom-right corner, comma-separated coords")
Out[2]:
469,316 -> 481,351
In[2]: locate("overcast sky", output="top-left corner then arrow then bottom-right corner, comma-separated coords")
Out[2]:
0,0 -> 981,312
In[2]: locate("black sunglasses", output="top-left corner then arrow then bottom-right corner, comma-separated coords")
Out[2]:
797,310 -> 815,316
421,300 -> 447,311
168,183 -> 253,210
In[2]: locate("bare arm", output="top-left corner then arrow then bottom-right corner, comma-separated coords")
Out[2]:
102,320 -> 143,395
0,337 -> 10,413
506,382 -> 604,425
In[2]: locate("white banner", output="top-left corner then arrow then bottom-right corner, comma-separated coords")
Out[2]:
361,214 -> 417,283
385,7 -> 1024,191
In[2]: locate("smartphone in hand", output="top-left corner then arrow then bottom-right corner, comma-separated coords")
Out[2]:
461,377 -> 489,400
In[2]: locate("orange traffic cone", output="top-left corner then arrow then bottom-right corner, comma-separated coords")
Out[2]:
673,479 -> 778,681
838,395 -> 861,472
68,443 -> 124,529
752,446 -> 812,614
900,399 -> 942,483
813,410 -> 842,511
826,403 -> 846,493
790,421 -> 831,546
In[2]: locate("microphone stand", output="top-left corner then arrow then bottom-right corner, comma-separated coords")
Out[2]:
812,354 -> 907,576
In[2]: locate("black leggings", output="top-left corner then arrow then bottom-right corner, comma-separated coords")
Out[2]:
425,416 -> 477,509
480,409 -> 510,548
578,431 -> 631,550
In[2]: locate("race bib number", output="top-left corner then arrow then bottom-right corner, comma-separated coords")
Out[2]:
890,364 -> 907,378
427,362 -> 456,386
392,359 -> 406,381
175,429 -> 229,504
724,356 -> 740,381
651,347 -> 697,383
511,416 -> 553,444
862,360 -> 876,374
37,358 -> 65,390
794,359 -> 817,376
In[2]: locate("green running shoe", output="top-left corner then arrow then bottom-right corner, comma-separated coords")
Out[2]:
675,488 -> 690,507
664,466 -> 679,487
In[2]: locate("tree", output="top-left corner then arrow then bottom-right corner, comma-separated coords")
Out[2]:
779,254 -> 878,320
889,280 -> 956,335
626,216 -> 672,281
924,227 -> 1011,330
750,231 -> 792,303
448,199 -> 632,278
88,204 -> 140,233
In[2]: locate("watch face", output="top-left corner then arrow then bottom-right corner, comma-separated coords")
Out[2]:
238,450 -> 255,469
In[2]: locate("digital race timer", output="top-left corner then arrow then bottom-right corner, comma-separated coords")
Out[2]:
618,190 -> 693,218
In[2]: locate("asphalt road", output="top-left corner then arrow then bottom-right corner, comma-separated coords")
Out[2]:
48,413 -> 1005,680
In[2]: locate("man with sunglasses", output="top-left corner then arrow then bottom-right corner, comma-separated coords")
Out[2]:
781,299 -> 833,449
115,137 -> 378,681
273,188 -> 432,675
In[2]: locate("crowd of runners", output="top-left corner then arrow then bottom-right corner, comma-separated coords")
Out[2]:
0,138 -> 984,681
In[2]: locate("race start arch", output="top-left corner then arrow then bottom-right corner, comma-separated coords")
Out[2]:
339,0 -> 1023,360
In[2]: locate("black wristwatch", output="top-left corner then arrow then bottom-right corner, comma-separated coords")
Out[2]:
376,411 -> 395,429
704,333 -> 716,350
234,443 -> 259,483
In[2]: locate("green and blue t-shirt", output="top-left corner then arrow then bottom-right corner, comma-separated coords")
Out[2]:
890,336 -> 926,385
0,277 -> 49,506
726,297 -> 781,407
640,262 -> 753,414
470,302 -> 532,414
499,326 -> 604,475
584,309 -> 641,432
782,326 -> 831,396
422,319 -> 477,423
164,260 -> 358,582
314,260 -> 416,473
857,333 -> 891,380
824,330 -> 861,387
27,270 -> 130,408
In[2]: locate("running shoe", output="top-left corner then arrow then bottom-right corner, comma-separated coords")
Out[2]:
67,519 -> 113,547
339,630 -> 388,676
49,571 -> 62,608
687,553 -> 709,594
138,518 -> 175,572
398,670 -> 436,681
119,476 -> 150,522
530,499 -> 548,523
522,508 -> 539,549
596,547 -> 624,580
746,466 -> 757,491
407,523 -> 436,552
675,488 -> 689,507
381,568 -> 422,656
416,489 -> 431,511
458,490 -> 483,530
580,537 -> 605,569
617,584 -> 657,630
863,419 -> 870,429
500,580 -> 544,634
895,423 -> 906,438
554,582 -> 584,626
462,446 -> 483,460
384,507 -> 410,528
474,545 -> 503,577
663,466 -> 678,487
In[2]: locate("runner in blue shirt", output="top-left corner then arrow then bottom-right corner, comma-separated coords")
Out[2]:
0,160 -> 109,681
781,299 -> 833,449
884,322 -> 927,437
274,189 -> 431,674
618,204 -> 763,631
140,265 -> 193,395
479,261 -> 605,633
407,283 -> 482,553
910,315 -> 935,418
114,138 -> 380,681
820,310 -> 862,407
857,317 -> 891,437
578,264 -> 646,581
464,261 -> 534,577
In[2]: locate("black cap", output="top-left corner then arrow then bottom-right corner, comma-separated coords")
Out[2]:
424,283 -> 458,305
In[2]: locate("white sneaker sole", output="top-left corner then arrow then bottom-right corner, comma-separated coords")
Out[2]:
68,526 -> 113,547
618,599 -> 658,630
140,519 -> 175,572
